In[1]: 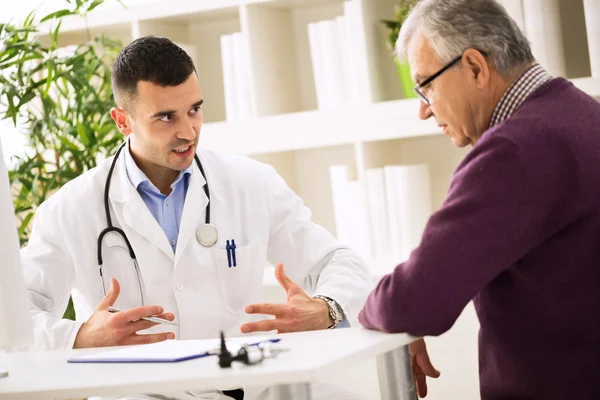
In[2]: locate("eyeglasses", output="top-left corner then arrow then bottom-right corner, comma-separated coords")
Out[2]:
413,54 -> 463,105
413,50 -> 489,105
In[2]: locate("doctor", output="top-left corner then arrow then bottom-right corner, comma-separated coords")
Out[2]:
21,36 -> 372,399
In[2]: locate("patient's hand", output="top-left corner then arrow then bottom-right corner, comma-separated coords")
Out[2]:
240,263 -> 333,334
410,338 -> 441,398
73,278 -> 175,348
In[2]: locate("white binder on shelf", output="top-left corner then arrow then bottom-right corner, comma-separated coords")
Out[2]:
395,165 -> 432,261
365,168 -> 390,259
308,22 -> 329,111
319,20 -> 345,110
384,165 -> 432,261
229,32 -> 255,120
343,0 -> 373,105
522,0 -> 566,77
220,34 -> 239,122
383,166 -> 402,258
584,0 -> 600,78
329,165 -> 371,259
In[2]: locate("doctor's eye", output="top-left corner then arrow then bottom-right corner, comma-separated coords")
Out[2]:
160,113 -> 174,123
190,106 -> 202,114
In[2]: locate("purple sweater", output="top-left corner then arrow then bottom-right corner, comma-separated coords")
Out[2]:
359,78 -> 600,399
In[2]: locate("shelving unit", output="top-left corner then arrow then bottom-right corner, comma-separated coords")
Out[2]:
38,0 -> 600,221
36,0 -> 600,295
34,1 -> 600,398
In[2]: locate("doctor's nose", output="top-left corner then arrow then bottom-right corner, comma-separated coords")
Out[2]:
178,118 -> 198,141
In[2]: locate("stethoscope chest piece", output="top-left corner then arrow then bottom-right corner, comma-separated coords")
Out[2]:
196,223 -> 219,247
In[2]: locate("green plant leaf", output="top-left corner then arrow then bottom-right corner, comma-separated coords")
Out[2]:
63,296 -> 76,320
1,0 -> 121,246
51,20 -> 63,46
23,11 -> 36,27
18,212 -> 34,237
16,90 -> 36,109
0,49 -> 19,65
0,53 -> 43,69
41,169 -> 62,199
5,93 -> 17,126
57,134 -> 81,151
381,20 -> 401,30
380,0 -> 419,52
76,122 -> 91,146
10,27 -> 38,34
40,9 -> 74,23
43,61 -> 55,98
58,169 -> 80,180
87,0 -> 105,12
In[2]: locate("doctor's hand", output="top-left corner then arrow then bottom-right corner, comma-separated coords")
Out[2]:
73,278 -> 175,349
410,338 -> 440,398
240,263 -> 333,334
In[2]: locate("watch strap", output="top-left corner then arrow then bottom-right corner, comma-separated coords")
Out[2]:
313,295 -> 344,329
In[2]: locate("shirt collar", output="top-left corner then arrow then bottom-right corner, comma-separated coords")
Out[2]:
489,63 -> 553,129
124,138 -> 193,194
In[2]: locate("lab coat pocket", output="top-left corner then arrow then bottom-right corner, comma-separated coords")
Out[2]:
213,235 -> 267,316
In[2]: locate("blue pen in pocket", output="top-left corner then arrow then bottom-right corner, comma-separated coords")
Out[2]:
231,239 -> 237,267
226,240 -> 232,268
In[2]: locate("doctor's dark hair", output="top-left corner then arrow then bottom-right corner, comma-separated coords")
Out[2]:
111,36 -> 196,112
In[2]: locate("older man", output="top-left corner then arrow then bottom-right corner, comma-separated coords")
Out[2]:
359,0 -> 600,399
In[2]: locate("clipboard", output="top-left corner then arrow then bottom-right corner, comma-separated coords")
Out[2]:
67,336 -> 280,363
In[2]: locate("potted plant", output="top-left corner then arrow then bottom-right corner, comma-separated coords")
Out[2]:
0,0 -> 123,319
381,0 -> 419,99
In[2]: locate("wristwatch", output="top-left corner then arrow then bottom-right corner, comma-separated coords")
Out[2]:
313,295 -> 344,329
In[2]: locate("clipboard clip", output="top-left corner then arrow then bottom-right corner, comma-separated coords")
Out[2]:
217,331 -> 288,368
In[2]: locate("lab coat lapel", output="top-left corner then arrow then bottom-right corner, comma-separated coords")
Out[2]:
108,152 -> 175,261
175,156 -> 208,263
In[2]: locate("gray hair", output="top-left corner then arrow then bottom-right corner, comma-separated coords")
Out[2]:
398,0 -> 534,76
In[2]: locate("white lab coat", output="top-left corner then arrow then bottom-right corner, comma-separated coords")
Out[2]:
21,147 -> 373,399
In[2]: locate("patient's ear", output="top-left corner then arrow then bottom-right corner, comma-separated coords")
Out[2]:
463,48 -> 491,91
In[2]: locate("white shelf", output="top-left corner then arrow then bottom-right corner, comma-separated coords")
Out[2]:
37,0 -> 342,34
202,98 -> 439,155
202,76 -> 600,155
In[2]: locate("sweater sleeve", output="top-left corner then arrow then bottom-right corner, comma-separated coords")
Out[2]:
359,136 -> 548,336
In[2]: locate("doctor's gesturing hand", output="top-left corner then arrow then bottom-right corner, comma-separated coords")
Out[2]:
241,263 -> 333,334
73,278 -> 175,348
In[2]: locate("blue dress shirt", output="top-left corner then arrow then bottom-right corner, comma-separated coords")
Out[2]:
124,142 -> 192,253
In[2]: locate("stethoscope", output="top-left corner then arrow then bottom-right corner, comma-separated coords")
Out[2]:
97,142 -> 219,305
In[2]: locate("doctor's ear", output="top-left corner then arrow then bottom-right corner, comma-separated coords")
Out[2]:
110,107 -> 133,136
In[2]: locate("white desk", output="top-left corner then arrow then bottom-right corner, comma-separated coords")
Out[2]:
0,328 -> 417,400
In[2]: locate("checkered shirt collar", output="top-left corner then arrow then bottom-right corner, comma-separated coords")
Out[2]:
489,63 -> 553,128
